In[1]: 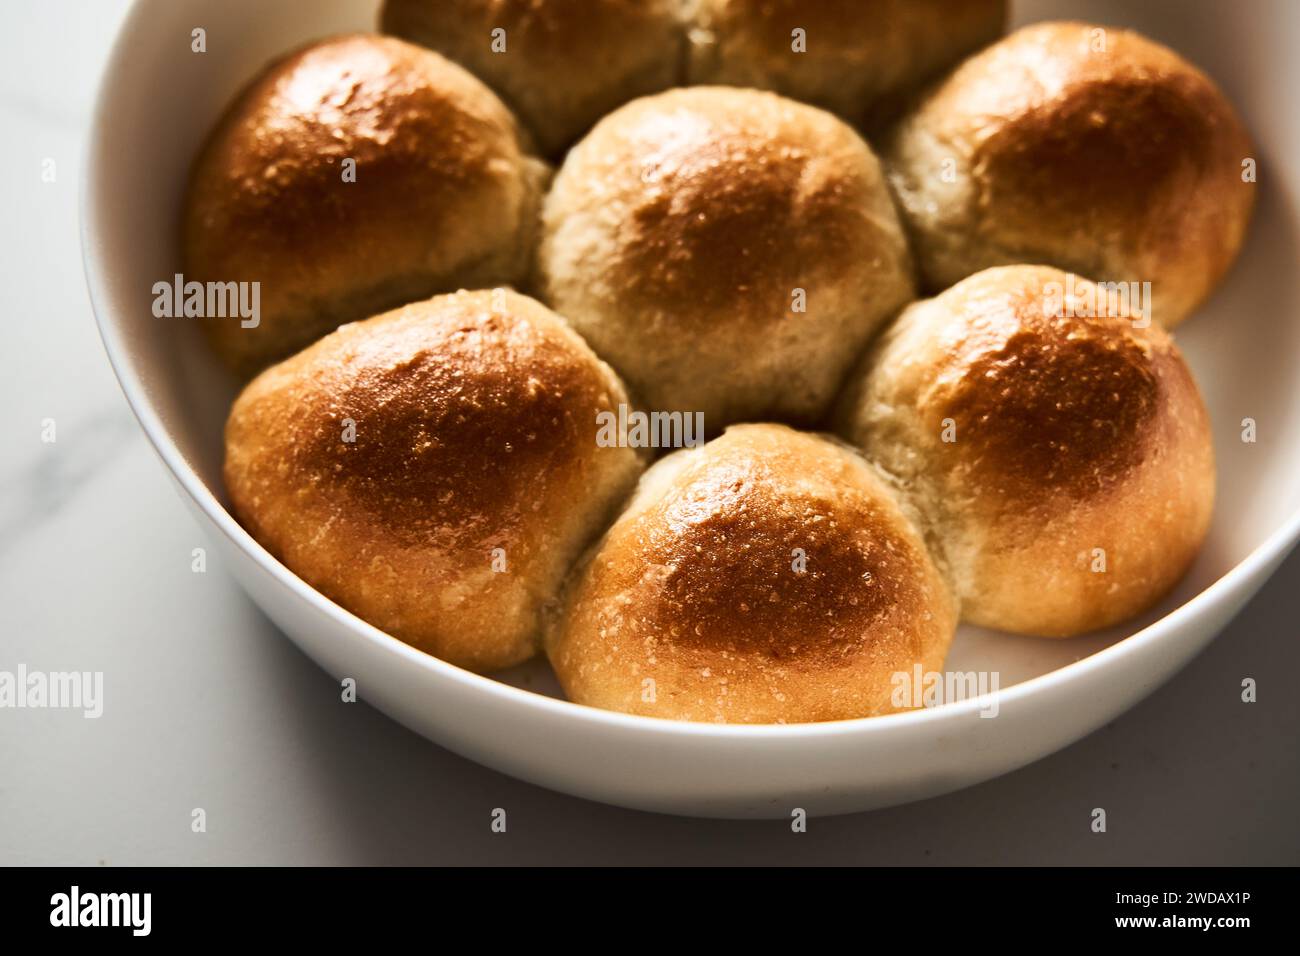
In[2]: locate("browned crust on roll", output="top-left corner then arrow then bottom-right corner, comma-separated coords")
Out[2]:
538,86 -> 914,428
185,34 -> 548,376
834,265 -> 1215,636
885,20 -> 1255,327
617,122 -> 875,319
380,0 -> 688,154
546,424 -> 957,723
224,289 -> 645,672
689,0 -> 1007,124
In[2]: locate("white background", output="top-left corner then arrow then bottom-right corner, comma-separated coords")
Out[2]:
0,0 -> 1296,864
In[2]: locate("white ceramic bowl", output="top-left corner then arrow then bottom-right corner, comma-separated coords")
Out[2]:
84,0 -> 1300,818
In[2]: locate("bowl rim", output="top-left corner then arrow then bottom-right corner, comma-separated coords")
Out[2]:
80,0 -> 1300,742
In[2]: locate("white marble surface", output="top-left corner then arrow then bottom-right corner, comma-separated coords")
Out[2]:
1,0 -> 1297,865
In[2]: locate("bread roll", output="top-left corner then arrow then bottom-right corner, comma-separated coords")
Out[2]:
538,87 -> 915,430
224,289 -> 645,672
688,0 -> 1006,124
835,266 -> 1215,637
185,35 -> 549,376
380,0 -> 687,155
546,424 -> 957,723
885,21 -> 1255,328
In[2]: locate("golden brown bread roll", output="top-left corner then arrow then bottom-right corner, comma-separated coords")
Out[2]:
884,21 -> 1255,328
546,424 -> 957,723
834,266 -> 1215,637
380,0 -> 688,155
688,0 -> 1006,124
185,34 -> 549,376
224,289 -> 645,672
537,86 -> 915,430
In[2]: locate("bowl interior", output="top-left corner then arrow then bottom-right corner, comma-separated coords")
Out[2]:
86,0 -> 1300,708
